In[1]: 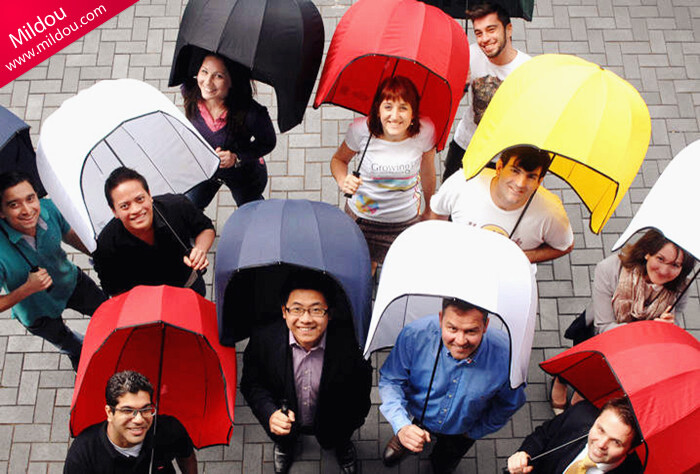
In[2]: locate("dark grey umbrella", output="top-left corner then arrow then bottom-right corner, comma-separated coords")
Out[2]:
214,199 -> 372,347
169,0 -> 324,133
0,106 -> 46,196
418,0 -> 534,21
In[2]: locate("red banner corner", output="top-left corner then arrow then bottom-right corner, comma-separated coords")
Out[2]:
0,0 -> 139,88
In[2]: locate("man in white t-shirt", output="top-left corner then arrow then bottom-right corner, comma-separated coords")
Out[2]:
429,146 -> 574,263
443,1 -> 532,180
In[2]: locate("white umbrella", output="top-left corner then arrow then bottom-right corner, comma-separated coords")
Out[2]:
364,221 -> 536,389
36,79 -> 219,252
612,139 -> 700,260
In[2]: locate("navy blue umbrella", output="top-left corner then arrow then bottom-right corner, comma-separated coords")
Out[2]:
0,106 -> 46,196
215,199 -> 372,347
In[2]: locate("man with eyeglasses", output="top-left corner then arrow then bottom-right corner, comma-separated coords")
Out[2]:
64,370 -> 197,473
240,270 -> 372,474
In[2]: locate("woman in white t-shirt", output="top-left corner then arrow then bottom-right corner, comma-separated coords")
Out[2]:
331,76 -> 437,274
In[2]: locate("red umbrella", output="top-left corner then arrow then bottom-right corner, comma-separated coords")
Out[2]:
69,286 -> 237,449
540,322 -> 700,473
313,0 -> 469,151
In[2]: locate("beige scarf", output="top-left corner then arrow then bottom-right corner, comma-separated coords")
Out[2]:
612,265 -> 677,323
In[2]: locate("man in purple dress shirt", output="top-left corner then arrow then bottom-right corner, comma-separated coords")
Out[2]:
240,270 -> 372,474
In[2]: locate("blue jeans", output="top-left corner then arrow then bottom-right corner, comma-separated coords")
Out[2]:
25,270 -> 107,371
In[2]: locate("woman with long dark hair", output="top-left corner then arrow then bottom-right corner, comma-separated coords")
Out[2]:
551,229 -> 694,413
591,228 -> 694,332
182,54 -> 276,209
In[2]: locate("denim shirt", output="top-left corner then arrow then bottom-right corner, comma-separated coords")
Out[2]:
378,314 -> 525,437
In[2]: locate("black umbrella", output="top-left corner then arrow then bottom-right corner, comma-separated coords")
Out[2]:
418,0 -> 534,21
169,0 -> 324,133
0,106 -> 46,197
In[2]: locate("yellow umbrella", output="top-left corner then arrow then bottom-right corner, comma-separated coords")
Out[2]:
462,54 -> 651,234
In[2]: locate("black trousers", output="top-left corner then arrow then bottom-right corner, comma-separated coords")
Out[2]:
442,140 -> 466,182
429,433 -> 475,474
25,270 -> 107,370
186,160 -> 268,209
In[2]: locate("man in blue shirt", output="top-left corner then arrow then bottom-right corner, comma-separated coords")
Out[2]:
379,297 -> 526,472
0,172 -> 106,370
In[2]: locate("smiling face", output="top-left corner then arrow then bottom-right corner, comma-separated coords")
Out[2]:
283,289 -> 330,351
645,242 -> 684,286
587,408 -> 635,465
378,98 -> 414,141
197,55 -> 232,104
0,181 -> 41,236
439,306 -> 488,360
109,179 -> 154,236
105,390 -> 154,448
473,12 -> 512,60
491,157 -> 544,211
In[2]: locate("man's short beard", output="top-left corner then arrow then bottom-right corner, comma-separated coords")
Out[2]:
483,32 -> 508,59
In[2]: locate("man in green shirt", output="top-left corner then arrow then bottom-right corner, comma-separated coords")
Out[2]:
0,172 -> 106,370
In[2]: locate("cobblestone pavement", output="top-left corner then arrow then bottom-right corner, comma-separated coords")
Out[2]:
0,0 -> 698,472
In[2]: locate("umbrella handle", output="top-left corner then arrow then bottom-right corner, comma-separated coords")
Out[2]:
343,171 -> 361,198
29,266 -> 54,293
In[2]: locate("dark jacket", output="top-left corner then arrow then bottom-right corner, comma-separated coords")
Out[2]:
519,401 -> 643,473
240,319 -> 372,449
182,83 -> 276,166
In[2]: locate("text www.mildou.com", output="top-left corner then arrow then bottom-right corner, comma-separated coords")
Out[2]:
6,5 -> 107,71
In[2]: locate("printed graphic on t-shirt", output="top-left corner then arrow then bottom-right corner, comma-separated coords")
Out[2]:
355,194 -> 379,215
471,75 -> 503,125
481,223 -> 509,238
373,176 -> 418,191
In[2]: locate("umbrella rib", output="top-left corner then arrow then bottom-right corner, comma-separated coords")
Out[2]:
118,115 -> 179,193
159,112 -> 211,178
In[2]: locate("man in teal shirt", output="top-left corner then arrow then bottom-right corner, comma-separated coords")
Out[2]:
0,172 -> 106,370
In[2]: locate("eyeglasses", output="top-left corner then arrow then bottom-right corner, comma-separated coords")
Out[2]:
112,405 -> 157,419
284,306 -> 328,318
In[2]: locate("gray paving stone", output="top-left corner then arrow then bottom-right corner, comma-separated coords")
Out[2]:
2,353 -> 23,387
0,407 -> 34,424
33,389 -> 56,424
17,371 -> 40,405
12,425 -> 50,443
8,443 -> 30,474
0,426 -> 13,461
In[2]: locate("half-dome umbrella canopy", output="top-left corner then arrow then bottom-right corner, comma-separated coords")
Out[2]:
215,199 -> 372,347
0,106 -> 46,197
36,79 -> 219,253
612,139 -> 700,260
169,0 -> 324,133
313,0 -> 469,151
364,222 -> 536,389
540,322 -> 700,474
463,54 -> 651,234
70,285 -> 238,449
418,0 -> 534,21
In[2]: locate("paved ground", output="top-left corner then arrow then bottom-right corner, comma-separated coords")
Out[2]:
0,0 -> 699,472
